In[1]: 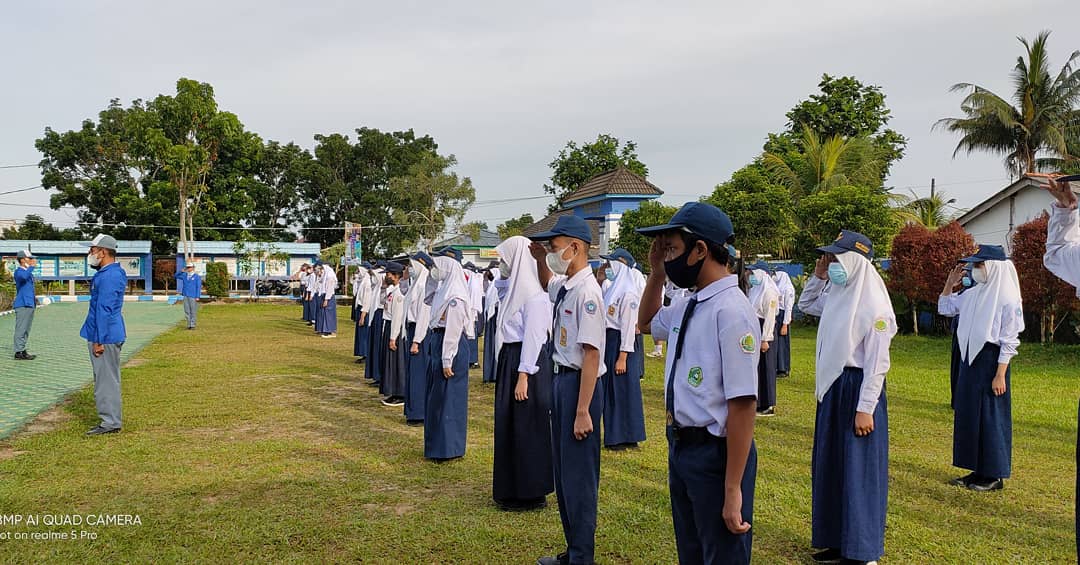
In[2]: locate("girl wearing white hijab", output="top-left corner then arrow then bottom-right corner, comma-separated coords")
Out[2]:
424,251 -> 474,461
746,262 -> 780,416
938,244 -> 1023,492
353,264 -> 373,362
404,253 -> 434,425
491,236 -> 555,511
798,230 -> 894,565
482,265 -> 501,384
772,269 -> 796,377
599,249 -> 647,449
364,264 -> 387,385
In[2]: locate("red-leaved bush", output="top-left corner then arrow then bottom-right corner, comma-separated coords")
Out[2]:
1010,212 -> 1079,343
886,221 -> 975,334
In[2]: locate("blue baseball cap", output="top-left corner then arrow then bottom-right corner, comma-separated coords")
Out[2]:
529,215 -> 593,244
384,262 -> 405,275
600,248 -> 636,268
748,260 -> 772,272
960,244 -> 1008,263
411,251 -> 434,270
635,202 -> 734,246
434,247 -> 463,262
817,230 -> 874,259
360,261 -> 373,269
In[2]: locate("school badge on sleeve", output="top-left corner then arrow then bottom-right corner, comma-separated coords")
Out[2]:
873,318 -> 889,332
687,367 -> 703,387
584,300 -> 598,315
740,333 -> 756,353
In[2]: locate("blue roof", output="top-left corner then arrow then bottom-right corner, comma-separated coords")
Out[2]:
175,241 -> 321,255
0,240 -> 152,254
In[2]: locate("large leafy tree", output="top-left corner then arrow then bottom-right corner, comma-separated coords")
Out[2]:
792,184 -> 900,266
936,31 -> 1080,176
247,141 -> 314,241
763,126 -> 888,198
766,74 -> 907,178
497,213 -> 535,239
389,153 -> 477,251
545,134 -> 648,212
611,200 -> 678,269
886,222 -> 974,334
705,164 -> 797,258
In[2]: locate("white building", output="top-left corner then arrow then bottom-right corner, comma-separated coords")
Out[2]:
957,175 -> 1078,252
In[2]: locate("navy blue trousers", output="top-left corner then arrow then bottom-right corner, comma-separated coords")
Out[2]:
424,329 -> 470,460
404,322 -> 428,422
812,368 -> 888,562
601,328 -> 646,446
551,369 -> 603,564
775,310 -> 791,375
365,310 -> 385,383
669,435 -> 757,565
953,342 -> 1011,478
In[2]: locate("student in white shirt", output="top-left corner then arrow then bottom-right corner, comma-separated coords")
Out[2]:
529,216 -> 606,565
598,247 -> 647,450
772,268 -> 796,377
380,262 -> 407,406
637,202 -> 760,565
939,244 -> 1023,492
404,253 -> 434,426
798,230 -> 894,565
492,236 -> 555,512
746,262 -> 780,416
424,248 -> 473,461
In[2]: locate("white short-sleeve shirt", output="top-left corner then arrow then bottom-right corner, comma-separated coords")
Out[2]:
548,268 -> 607,376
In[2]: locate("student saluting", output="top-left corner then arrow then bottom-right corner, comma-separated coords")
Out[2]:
637,202 -> 760,565
799,230 -> 894,565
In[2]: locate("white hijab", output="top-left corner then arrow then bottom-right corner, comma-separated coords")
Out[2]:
484,268 -> 501,321
815,252 -> 896,401
603,260 -> 639,306
495,236 -> 547,351
773,270 -> 795,298
405,259 -> 430,317
956,259 -> 1024,363
747,268 -> 779,319
429,255 -> 474,337
632,267 -> 647,294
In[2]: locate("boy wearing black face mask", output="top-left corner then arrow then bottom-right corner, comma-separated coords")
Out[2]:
636,203 -> 761,565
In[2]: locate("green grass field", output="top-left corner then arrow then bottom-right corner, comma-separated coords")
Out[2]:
0,304 -> 1075,563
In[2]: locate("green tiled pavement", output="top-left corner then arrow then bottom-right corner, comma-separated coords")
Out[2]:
0,302 -> 184,438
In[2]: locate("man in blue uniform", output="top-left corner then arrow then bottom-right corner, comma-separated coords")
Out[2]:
637,202 -> 761,565
80,234 -> 128,436
175,263 -> 202,330
13,249 -> 38,360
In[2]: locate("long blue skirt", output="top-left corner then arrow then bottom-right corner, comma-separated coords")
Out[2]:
601,328 -> 646,446
493,341 -> 554,503
313,293 -> 326,333
364,309 -> 385,383
812,367 -> 888,562
320,296 -> 338,334
629,333 -> 645,381
404,322 -> 428,422
468,314 -> 481,365
354,311 -> 369,358
424,329 -> 470,460
954,342 -> 1012,478
758,318 -> 778,410
380,325 -> 407,398
482,311 -> 499,383
776,309 -> 791,375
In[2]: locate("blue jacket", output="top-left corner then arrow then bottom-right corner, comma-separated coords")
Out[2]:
14,266 -> 36,309
80,263 -> 127,344
175,272 -> 202,299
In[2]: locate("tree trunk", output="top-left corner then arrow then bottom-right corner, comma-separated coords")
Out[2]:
911,304 -> 919,336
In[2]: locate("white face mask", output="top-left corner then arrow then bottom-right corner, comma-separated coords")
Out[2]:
546,244 -> 576,275
87,251 -> 102,268
429,267 -> 443,282
972,265 -> 988,285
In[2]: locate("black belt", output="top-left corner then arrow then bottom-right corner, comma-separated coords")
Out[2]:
554,365 -> 580,375
432,328 -> 446,334
670,426 -> 725,445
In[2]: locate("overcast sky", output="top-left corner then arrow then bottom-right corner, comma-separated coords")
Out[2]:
1,0 -> 1077,234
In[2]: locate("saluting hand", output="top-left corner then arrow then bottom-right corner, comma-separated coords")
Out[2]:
813,255 -> 830,280
1048,177 -> 1077,209
854,411 -> 875,436
943,264 -> 965,294
648,238 -> 665,273
529,241 -> 547,261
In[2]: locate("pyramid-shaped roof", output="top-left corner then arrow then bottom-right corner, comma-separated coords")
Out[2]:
561,166 -> 663,206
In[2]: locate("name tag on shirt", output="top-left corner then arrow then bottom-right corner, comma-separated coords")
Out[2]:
559,327 -> 568,347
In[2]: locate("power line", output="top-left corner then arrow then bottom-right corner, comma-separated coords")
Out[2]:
0,163 -> 37,170
0,185 -> 43,196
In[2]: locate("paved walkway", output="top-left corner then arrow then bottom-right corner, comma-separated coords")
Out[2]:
0,302 -> 184,438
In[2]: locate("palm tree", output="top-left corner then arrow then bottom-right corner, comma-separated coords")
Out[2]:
936,31 -> 1080,176
903,186 -> 958,228
762,126 -> 887,198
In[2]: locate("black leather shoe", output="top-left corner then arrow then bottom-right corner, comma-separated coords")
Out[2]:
967,477 -> 1004,492
537,552 -> 569,565
812,548 -> 843,563
86,426 -> 120,436
949,473 -> 976,487
14,351 -> 36,360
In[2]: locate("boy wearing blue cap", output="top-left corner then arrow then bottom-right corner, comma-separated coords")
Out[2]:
637,202 -> 760,565
529,215 -> 606,565
12,249 -> 37,360
800,230 -> 894,565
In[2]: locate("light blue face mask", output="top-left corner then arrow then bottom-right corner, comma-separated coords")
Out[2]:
827,262 -> 848,286
748,275 -> 761,287
961,275 -> 973,288
605,268 -> 615,281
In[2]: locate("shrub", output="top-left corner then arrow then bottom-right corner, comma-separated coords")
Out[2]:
205,262 -> 230,298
